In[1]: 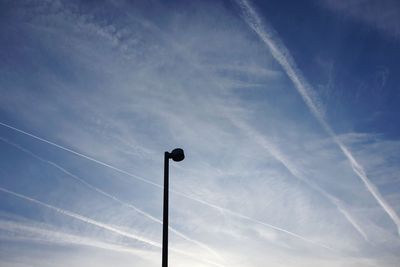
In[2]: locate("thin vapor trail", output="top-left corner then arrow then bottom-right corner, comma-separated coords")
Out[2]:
0,187 -> 226,267
0,219 -> 157,261
235,0 -> 400,235
0,121 -> 331,249
171,185 -> 333,250
114,11 -> 369,243
0,122 -> 161,189
0,136 -> 223,261
0,186 -> 160,247
332,199 -> 370,242
120,10 -> 367,241
26,5 -> 349,247
228,117 -> 369,241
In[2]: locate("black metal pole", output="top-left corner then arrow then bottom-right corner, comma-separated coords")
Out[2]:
162,152 -> 169,267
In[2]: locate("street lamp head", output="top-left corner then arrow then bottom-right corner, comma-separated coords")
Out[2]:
169,148 -> 185,162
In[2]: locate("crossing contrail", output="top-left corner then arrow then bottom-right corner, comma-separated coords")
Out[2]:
115,12 -> 368,242
226,116 -> 369,241
0,136 -> 223,261
0,186 -> 226,267
121,9 -> 367,242
0,121 -> 332,249
234,0 -> 400,236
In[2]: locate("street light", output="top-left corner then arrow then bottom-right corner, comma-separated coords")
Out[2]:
163,148 -> 185,267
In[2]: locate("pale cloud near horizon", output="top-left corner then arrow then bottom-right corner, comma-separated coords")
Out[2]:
0,0 -> 399,266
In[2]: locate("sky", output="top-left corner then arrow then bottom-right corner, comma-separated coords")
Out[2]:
0,0 -> 399,266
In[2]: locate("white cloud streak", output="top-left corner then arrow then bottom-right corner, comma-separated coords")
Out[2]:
0,186 -> 161,247
121,5 -> 371,242
235,0 -> 400,236
319,0 -> 400,39
0,121 -> 159,188
0,122 -> 331,250
0,186 -> 226,267
228,115 -> 369,242
113,9 -> 368,242
0,136 -> 223,261
0,219 -> 157,261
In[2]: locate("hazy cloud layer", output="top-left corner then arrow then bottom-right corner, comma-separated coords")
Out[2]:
0,0 -> 399,266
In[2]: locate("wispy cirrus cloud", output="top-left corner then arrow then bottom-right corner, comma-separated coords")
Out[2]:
0,135 -> 223,260
235,0 -> 400,236
0,122 -> 332,251
0,1 -> 399,266
318,0 -> 400,39
0,186 -> 227,267
0,218 -> 158,262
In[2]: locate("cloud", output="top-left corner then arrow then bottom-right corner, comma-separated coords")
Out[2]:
0,186 -> 226,267
0,135 -> 223,261
318,0 -> 400,39
0,123 -> 331,251
0,186 -> 161,247
1,0 -> 399,266
0,218 -> 157,261
235,0 -> 400,236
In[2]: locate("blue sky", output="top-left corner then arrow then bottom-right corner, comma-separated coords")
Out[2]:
0,0 -> 399,266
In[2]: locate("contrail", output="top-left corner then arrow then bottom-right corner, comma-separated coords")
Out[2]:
0,136 -> 223,261
114,12 -> 368,243
0,220 -> 226,267
122,10 -> 367,241
0,121 -> 161,189
0,121 -> 332,249
0,186 -> 160,247
227,117 -> 369,241
167,188 -> 334,250
332,199 -> 370,242
0,186 -> 226,267
0,219 -> 157,262
235,0 -> 400,235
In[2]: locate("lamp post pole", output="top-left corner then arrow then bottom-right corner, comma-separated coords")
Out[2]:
162,152 -> 169,267
162,148 -> 185,267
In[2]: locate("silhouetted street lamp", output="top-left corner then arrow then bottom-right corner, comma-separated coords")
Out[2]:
163,148 -> 185,267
